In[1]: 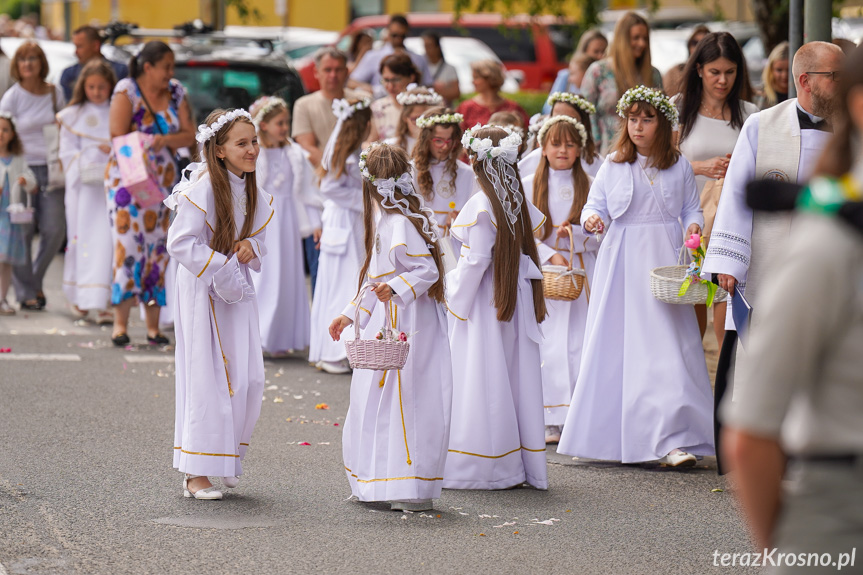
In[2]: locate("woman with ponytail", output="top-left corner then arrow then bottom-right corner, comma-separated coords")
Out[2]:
443,124 -> 549,491
166,108 -> 273,500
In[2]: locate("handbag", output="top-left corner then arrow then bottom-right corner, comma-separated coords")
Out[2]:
136,81 -> 191,174
700,177 -> 724,247
44,85 -> 64,191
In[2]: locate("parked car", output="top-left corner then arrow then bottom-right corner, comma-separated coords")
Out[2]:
104,26 -> 305,124
403,36 -> 520,94
331,13 -> 576,92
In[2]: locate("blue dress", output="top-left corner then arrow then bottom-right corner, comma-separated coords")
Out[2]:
0,157 -> 29,266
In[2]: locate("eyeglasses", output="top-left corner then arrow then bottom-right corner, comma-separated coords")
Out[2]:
806,70 -> 841,82
19,56 -> 40,64
431,138 -> 453,146
381,76 -> 406,85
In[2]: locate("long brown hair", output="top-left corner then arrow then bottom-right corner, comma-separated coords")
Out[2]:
317,100 -> 371,179
202,109 -> 260,255
68,59 -> 117,107
533,121 -> 591,241
395,86 -> 436,151
814,45 -> 863,178
0,117 -> 23,156
357,144 -> 446,303
411,106 -> 462,202
11,42 -> 49,82
468,126 -> 546,323
610,101 -> 679,170
609,12 -> 657,92
550,99 -> 598,164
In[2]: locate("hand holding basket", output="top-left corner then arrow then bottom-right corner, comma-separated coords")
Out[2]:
542,225 -> 586,301
344,284 -> 410,371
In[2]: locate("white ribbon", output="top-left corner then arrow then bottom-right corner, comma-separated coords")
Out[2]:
373,172 -> 441,246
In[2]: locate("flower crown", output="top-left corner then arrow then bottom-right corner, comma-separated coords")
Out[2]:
416,113 -> 463,130
196,109 -> 253,144
396,86 -> 443,107
461,124 -> 522,164
616,86 -> 678,127
538,116 -> 588,148
546,92 -> 596,116
250,96 -> 287,126
528,113 -> 547,135
331,97 -> 371,122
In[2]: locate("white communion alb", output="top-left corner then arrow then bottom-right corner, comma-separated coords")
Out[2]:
166,169 -> 273,477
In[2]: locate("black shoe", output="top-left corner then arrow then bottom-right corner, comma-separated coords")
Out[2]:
112,333 -> 130,347
20,300 -> 44,311
147,333 -> 170,345
36,292 -> 46,308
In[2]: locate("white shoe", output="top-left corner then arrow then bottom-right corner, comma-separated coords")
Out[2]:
661,449 -> 696,467
320,359 -> 352,375
544,425 -> 561,444
221,476 -> 239,488
391,499 -> 433,512
183,475 -> 223,500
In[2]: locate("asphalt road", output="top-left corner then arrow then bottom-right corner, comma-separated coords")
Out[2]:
0,255 -> 755,574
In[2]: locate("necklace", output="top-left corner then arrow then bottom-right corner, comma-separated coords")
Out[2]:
639,159 -> 659,186
700,102 -> 725,120
235,192 -> 247,216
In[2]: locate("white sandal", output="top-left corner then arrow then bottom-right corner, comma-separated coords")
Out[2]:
183,474 -> 223,500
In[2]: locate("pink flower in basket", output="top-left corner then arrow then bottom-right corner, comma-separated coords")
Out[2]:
684,233 -> 701,250
398,332 -> 407,342
375,331 -> 384,340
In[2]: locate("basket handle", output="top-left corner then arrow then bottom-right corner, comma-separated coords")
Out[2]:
353,283 -> 394,341
551,224 -> 576,270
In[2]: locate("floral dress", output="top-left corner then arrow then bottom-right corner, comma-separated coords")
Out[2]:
580,59 -> 663,155
105,77 -> 185,306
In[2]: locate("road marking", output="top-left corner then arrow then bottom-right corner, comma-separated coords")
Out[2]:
0,353 -> 81,361
123,355 -> 175,363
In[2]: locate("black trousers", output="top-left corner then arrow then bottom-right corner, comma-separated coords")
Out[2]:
714,330 -> 738,476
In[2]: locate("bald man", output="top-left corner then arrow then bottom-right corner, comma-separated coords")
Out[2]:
701,41 -> 845,471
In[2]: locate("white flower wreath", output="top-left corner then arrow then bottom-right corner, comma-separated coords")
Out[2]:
250,96 -> 288,127
196,109 -> 253,144
537,116 -> 588,147
331,97 -> 371,122
415,113 -> 463,130
460,123 -> 522,164
616,85 -> 679,127
546,92 -> 597,115
396,87 -> 444,107
0,110 -> 16,128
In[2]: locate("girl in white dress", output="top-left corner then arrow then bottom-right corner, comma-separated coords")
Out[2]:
249,96 -> 313,355
384,85 -> 443,155
557,87 -> 714,467
309,98 -> 371,374
57,60 -> 115,321
411,107 -> 476,268
329,143 -> 451,512
166,108 -> 273,500
444,124 -> 549,490
519,92 -> 604,179
522,116 -> 597,444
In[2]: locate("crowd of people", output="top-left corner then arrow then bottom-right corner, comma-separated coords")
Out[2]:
0,12 -> 861,559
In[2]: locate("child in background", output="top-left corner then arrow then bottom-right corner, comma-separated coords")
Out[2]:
487,111 -> 527,158
520,92 -> 603,178
57,60 -> 116,323
309,98 -> 372,375
329,143 -> 451,512
386,85 -> 443,154
557,87 -> 714,467
166,108 -> 273,499
249,96 -> 315,356
0,112 -> 36,315
522,116 -> 597,444
443,124 -> 549,490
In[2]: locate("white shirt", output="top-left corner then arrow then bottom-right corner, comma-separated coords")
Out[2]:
0,83 -> 66,166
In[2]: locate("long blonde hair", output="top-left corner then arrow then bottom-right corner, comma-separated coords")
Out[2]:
202,109 -> 260,255
358,144 -> 446,303
761,41 -> 789,108
609,12 -> 657,92
468,126 -> 546,323
533,121 -> 591,241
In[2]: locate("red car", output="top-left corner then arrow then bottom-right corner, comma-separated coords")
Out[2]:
297,13 -> 575,93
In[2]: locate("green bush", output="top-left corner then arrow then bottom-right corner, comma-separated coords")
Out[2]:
456,91 -> 550,118
0,0 -> 40,20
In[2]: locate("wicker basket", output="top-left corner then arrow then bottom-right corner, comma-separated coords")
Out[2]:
542,226 -> 585,301
345,286 -> 410,371
7,184 -> 33,225
650,249 -> 728,306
